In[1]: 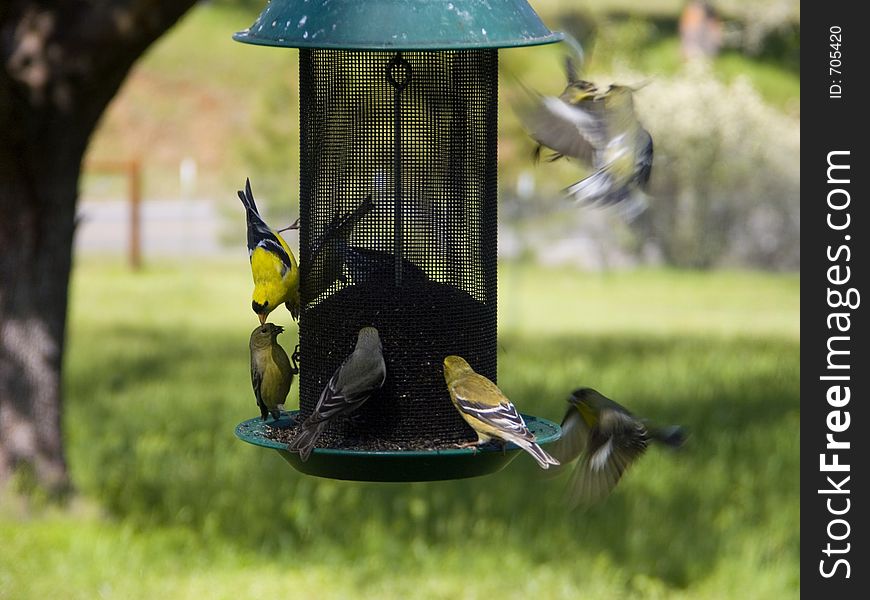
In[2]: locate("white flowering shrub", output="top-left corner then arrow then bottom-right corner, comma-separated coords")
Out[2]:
631,63 -> 800,269
718,0 -> 799,53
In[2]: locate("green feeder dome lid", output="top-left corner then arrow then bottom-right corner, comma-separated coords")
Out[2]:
233,0 -> 563,50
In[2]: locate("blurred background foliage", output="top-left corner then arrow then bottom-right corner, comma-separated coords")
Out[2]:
2,0 -> 799,598
82,0 -> 800,271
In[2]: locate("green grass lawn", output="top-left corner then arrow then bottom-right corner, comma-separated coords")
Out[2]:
1,260 -> 799,599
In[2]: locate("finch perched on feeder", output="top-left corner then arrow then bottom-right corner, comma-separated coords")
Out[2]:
443,356 -> 559,469
551,388 -> 686,507
238,178 -> 301,324
249,323 -> 296,422
517,57 -> 654,214
287,327 -> 386,461
306,194 -> 374,300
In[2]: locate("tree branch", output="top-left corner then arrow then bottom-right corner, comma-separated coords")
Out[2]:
1,0 -> 198,114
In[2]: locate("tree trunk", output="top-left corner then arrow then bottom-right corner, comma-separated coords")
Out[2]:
0,136 -> 81,494
0,0 -> 198,494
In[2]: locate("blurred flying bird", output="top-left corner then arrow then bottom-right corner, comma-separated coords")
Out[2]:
443,356 -> 559,469
249,323 -> 295,422
238,178 -> 300,324
551,388 -> 686,508
531,56 -> 599,164
287,327 -> 386,461
517,57 -> 654,214
305,194 -> 374,300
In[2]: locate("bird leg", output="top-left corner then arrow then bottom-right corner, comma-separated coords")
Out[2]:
455,440 -> 481,453
277,218 -> 300,233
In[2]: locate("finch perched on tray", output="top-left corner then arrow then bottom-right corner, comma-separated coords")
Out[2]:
550,387 -> 686,507
443,355 -> 559,470
249,323 -> 295,422
287,327 -> 386,461
238,178 -> 301,324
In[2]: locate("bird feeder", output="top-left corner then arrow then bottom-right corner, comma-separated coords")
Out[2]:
234,0 -> 562,481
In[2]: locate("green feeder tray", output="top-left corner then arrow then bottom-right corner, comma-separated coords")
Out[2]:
236,411 -> 562,482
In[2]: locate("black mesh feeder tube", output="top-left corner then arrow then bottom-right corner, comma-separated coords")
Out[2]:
233,0 -> 563,481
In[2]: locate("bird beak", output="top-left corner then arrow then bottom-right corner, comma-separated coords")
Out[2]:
258,313 -> 267,326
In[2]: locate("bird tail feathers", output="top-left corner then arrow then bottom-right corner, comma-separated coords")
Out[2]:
565,169 -> 614,206
237,178 -> 260,214
514,438 -> 560,470
617,191 -> 649,221
566,173 -> 649,220
650,425 -> 687,448
286,421 -> 327,462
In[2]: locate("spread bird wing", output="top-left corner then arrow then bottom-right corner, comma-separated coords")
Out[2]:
566,440 -> 628,507
521,95 -> 605,164
548,406 -> 590,466
452,376 -> 536,443
566,408 -> 650,507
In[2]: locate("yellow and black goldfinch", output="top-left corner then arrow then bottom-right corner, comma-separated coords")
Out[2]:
249,323 -> 295,422
518,58 -> 654,212
238,178 -> 300,324
552,387 -> 686,507
443,356 -> 559,469
287,327 -> 386,461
